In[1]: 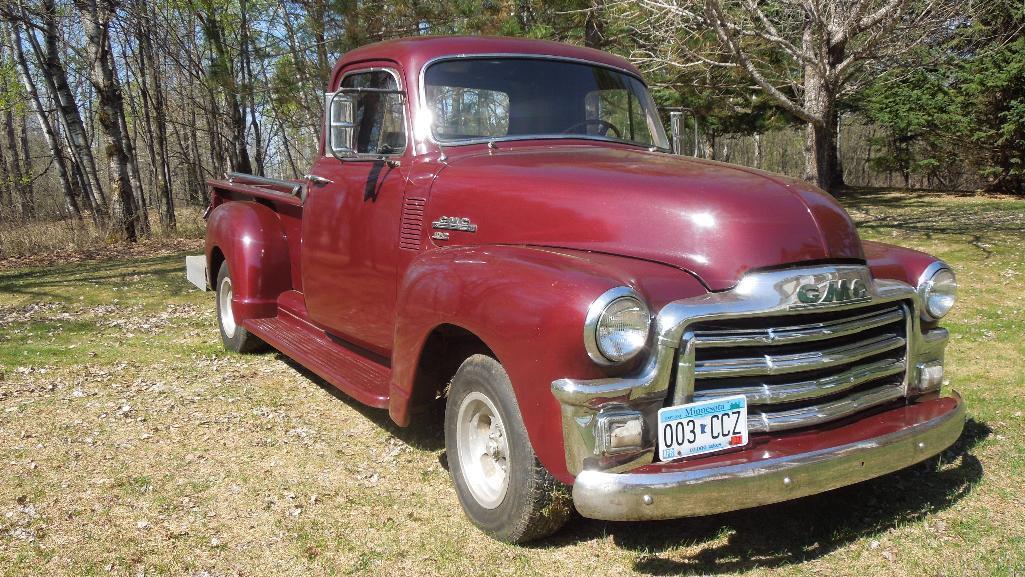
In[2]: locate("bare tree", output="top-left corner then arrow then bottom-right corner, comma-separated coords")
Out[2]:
7,19 -> 80,219
196,1 -> 253,174
12,0 -> 108,220
74,0 -> 141,241
133,0 -> 175,230
629,0 -> 965,191
0,66 -> 30,219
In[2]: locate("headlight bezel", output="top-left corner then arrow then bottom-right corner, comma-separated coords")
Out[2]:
584,286 -> 652,365
917,261 -> 957,321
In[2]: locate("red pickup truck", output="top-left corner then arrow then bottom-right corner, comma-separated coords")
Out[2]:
185,36 -> 964,543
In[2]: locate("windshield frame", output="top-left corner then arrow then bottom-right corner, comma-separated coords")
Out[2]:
418,54 -> 670,151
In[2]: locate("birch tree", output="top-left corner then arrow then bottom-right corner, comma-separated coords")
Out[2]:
7,0 -> 108,219
7,20 -> 80,218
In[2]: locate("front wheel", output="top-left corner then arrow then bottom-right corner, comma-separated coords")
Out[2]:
215,263 -> 264,353
444,355 -> 571,543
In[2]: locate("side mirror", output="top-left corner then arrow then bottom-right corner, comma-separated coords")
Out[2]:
665,107 -> 699,157
325,91 -> 356,159
325,87 -> 407,160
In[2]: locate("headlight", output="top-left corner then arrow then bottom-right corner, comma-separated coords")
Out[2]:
584,287 -> 651,364
918,263 -> 957,321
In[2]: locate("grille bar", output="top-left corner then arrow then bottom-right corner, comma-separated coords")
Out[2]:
694,333 -> 906,378
693,307 -> 905,348
747,383 -> 905,433
693,357 -> 906,405
676,301 -> 913,433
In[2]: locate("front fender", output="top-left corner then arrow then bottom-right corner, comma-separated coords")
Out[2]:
205,201 -> 292,322
390,245 -> 706,484
863,240 -> 940,286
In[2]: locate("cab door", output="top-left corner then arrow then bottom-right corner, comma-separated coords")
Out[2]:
301,66 -> 410,356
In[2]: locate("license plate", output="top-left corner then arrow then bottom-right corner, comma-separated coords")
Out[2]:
657,395 -> 748,461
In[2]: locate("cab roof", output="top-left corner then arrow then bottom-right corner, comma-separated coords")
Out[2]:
329,35 -> 642,89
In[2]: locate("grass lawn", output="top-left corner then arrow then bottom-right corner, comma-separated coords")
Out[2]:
0,190 -> 1022,576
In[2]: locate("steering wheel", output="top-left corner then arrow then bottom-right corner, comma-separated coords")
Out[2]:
561,118 -> 622,138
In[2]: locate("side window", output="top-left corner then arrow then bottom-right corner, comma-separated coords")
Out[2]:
340,70 -> 406,155
584,88 -> 654,145
426,85 -> 510,140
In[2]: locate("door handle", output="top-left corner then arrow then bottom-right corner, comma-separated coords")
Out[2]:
305,174 -> 333,186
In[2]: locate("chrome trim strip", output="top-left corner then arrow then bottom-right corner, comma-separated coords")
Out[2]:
748,383 -> 905,433
571,392 -> 965,521
694,333 -> 906,378
551,344 -> 675,473
226,172 -> 304,195
916,260 -> 951,291
426,133 -> 669,151
694,358 -> 906,405
692,306 -> 905,348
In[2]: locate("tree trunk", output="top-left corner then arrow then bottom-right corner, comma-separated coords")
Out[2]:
9,21 -> 81,219
239,0 -> 264,176
804,118 -> 840,192
117,91 -> 151,235
30,0 -> 107,220
309,0 -> 329,85
75,0 -> 140,241
201,8 -> 252,174
800,11 -> 844,192
0,112 -> 8,215
584,0 -> 605,48
138,2 -> 175,230
114,38 -> 150,235
3,108 -> 30,219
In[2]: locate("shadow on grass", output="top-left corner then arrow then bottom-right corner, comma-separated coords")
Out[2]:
274,342 -> 985,572
0,252 -> 194,300
834,187 -> 1025,256
275,354 -> 446,453
544,417 -> 988,574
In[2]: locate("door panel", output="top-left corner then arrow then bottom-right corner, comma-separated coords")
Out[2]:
301,66 -> 410,356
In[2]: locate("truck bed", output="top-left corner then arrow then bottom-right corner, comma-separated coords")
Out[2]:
207,172 -> 307,207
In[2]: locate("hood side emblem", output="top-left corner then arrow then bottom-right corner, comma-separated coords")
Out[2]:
432,216 -> 478,233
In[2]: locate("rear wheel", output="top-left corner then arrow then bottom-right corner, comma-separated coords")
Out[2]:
445,355 -> 571,543
215,263 -> 264,353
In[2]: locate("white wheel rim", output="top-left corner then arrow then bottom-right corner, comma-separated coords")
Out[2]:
219,276 -> 236,338
456,391 -> 510,509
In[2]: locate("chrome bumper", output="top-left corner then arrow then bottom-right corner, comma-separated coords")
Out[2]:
552,265 -> 948,475
572,391 -> 965,521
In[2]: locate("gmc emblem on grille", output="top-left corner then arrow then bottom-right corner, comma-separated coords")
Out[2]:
795,278 -> 870,307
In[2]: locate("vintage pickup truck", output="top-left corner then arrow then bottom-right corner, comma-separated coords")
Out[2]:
185,36 -> 964,543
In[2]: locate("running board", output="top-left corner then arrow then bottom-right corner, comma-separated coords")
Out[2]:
245,314 -> 390,408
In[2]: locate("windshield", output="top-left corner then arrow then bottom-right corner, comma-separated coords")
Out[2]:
423,58 -> 670,149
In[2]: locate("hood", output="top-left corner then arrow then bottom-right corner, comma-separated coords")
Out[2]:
426,144 -> 864,291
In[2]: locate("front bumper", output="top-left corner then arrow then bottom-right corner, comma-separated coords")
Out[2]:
572,391 -> 965,521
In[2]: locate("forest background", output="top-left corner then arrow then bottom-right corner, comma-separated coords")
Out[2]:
0,0 -> 1022,250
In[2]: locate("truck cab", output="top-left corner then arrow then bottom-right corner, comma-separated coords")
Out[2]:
186,36 -> 964,543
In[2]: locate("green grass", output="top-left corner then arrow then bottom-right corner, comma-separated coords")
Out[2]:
0,190 -> 1023,576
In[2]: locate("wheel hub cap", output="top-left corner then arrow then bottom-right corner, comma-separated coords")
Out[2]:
219,276 -> 236,338
456,392 -> 510,509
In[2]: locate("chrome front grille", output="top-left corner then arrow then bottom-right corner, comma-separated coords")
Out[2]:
681,302 -> 910,433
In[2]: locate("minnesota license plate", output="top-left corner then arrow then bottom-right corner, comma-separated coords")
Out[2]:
657,395 -> 748,462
